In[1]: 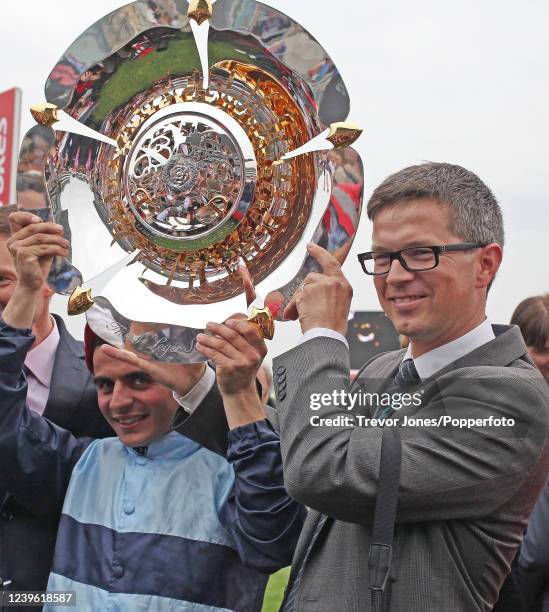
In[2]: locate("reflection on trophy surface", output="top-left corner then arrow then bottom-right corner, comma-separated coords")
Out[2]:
18,0 -> 364,362
128,117 -> 239,237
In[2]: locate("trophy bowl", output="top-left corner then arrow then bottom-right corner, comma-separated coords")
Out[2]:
17,0 -> 364,362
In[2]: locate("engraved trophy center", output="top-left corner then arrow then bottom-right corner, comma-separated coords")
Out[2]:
162,154 -> 199,193
125,112 -> 246,240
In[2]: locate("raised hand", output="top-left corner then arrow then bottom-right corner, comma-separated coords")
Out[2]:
196,318 -> 267,429
7,211 -> 69,291
196,318 -> 266,396
2,211 -> 69,329
99,344 -> 205,398
283,243 -> 353,335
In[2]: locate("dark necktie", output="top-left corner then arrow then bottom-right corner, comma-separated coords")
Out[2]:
375,358 -> 421,421
283,359 -> 421,611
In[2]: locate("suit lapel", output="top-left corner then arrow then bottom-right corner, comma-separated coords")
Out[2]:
43,315 -> 90,430
358,326 -> 527,388
421,324 -> 529,383
379,325 -> 530,422
352,350 -> 403,417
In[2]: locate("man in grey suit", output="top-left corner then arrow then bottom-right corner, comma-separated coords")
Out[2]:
268,163 -> 549,611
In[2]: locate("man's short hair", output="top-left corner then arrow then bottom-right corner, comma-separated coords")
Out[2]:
511,294 -> 549,350
366,162 -> 505,248
0,205 -> 17,237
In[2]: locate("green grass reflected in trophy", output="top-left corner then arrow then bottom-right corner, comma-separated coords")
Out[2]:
17,0 -> 363,363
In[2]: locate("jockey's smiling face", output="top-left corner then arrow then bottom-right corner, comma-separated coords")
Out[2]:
93,347 -> 178,447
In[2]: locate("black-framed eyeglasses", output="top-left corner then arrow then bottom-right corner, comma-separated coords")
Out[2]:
357,243 -> 486,276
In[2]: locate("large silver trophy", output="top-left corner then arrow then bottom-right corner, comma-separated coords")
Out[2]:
17,0 -> 363,362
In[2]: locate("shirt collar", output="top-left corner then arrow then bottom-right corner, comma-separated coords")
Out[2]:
125,431 -> 201,461
24,316 -> 60,388
404,318 -> 495,380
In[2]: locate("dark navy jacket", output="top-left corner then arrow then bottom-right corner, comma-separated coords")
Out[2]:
0,315 -> 113,611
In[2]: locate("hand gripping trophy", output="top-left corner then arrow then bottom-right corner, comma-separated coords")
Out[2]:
18,0 -> 363,363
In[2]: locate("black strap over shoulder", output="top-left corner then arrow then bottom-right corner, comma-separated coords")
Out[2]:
368,425 -> 402,612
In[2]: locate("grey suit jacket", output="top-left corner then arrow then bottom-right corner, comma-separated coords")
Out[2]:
272,325 -> 549,611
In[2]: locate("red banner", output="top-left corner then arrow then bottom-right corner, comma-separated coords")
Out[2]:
0,87 -> 22,206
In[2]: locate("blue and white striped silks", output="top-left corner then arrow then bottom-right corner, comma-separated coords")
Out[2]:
45,432 -> 267,611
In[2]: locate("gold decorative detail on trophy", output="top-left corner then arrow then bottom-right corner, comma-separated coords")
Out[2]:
187,0 -> 213,25
92,67 -> 316,304
30,103 -> 59,127
327,122 -> 363,148
247,306 -> 275,340
68,287 -> 95,316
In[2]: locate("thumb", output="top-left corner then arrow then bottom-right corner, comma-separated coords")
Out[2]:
282,295 -> 299,321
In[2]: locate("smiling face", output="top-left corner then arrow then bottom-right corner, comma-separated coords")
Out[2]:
372,198 -> 498,357
93,347 -> 178,447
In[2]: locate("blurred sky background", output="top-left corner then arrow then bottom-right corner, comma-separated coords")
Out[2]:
1,0 -> 547,358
